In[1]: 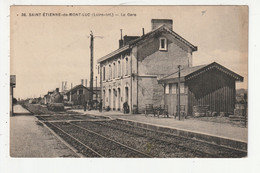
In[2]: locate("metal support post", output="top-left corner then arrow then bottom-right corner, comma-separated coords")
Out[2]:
178,65 -> 181,120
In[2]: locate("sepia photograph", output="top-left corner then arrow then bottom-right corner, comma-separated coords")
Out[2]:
9,5 -> 248,159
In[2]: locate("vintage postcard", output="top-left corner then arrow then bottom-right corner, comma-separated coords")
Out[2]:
10,5 -> 248,158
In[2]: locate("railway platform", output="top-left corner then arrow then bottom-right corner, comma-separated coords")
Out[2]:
13,104 -> 31,115
71,109 -> 248,143
10,105 -> 78,157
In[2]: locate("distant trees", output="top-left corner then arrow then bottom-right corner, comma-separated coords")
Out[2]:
236,89 -> 248,104
13,98 -> 17,104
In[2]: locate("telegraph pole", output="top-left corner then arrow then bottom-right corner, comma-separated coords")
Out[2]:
90,31 -> 94,106
177,65 -> 181,120
89,31 -> 103,109
70,83 -> 72,102
96,76 -> 98,102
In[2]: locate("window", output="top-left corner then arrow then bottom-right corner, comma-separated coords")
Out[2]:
159,37 -> 167,51
172,84 -> 177,94
165,84 -> 169,94
79,89 -> 83,95
103,67 -> 106,81
176,83 -> 185,94
113,62 -> 116,79
109,64 -> 112,80
118,61 -> 121,77
122,59 -> 125,76
180,83 -> 185,93
169,84 -> 172,93
106,65 -> 109,80
125,57 -> 129,75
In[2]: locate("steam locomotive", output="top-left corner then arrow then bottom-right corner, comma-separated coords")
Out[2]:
46,88 -> 64,111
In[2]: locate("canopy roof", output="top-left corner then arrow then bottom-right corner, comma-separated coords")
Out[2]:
158,62 -> 244,83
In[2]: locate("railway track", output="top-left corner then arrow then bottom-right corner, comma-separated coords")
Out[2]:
49,122 -> 152,158
45,121 -> 103,157
38,116 -> 152,158
92,120 -> 247,158
74,120 -> 216,158
36,114 -> 105,121
36,113 -> 247,158
69,122 -> 152,158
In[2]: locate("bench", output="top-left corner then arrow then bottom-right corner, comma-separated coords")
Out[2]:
145,104 -> 156,117
145,104 -> 169,118
156,105 -> 169,118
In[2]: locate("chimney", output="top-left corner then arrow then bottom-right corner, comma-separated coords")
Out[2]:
64,81 -> 67,91
142,28 -> 145,36
123,35 -> 140,45
119,29 -> 123,48
56,88 -> 59,92
151,19 -> 173,30
81,79 -> 84,85
61,81 -> 64,92
119,40 -> 123,48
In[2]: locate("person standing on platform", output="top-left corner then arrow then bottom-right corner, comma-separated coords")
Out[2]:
99,99 -> 103,112
83,101 -> 87,112
123,101 -> 129,114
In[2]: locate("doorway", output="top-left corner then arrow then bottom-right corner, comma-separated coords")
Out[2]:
118,88 -> 121,110
125,87 -> 129,103
103,90 -> 106,108
113,89 -> 116,110
108,89 -> 111,108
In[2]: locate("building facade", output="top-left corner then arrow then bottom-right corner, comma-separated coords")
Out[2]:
98,19 -> 198,113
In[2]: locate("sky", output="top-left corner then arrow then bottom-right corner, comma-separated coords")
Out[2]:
10,6 -> 248,99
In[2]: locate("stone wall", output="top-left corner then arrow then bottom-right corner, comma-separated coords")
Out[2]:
137,32 -> 191,76
136,77 -> 164,113
135,32 -> 191,113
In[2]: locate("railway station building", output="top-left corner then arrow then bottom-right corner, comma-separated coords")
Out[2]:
97,19 -> 243,115
65,84 -> 100,105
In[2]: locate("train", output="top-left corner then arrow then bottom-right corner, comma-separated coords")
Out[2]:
46,88 -> 65,111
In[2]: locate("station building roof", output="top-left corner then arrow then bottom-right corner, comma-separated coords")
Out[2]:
65,84 -> 100,94
97,24 -> 197,63
158,62 -> 244,84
